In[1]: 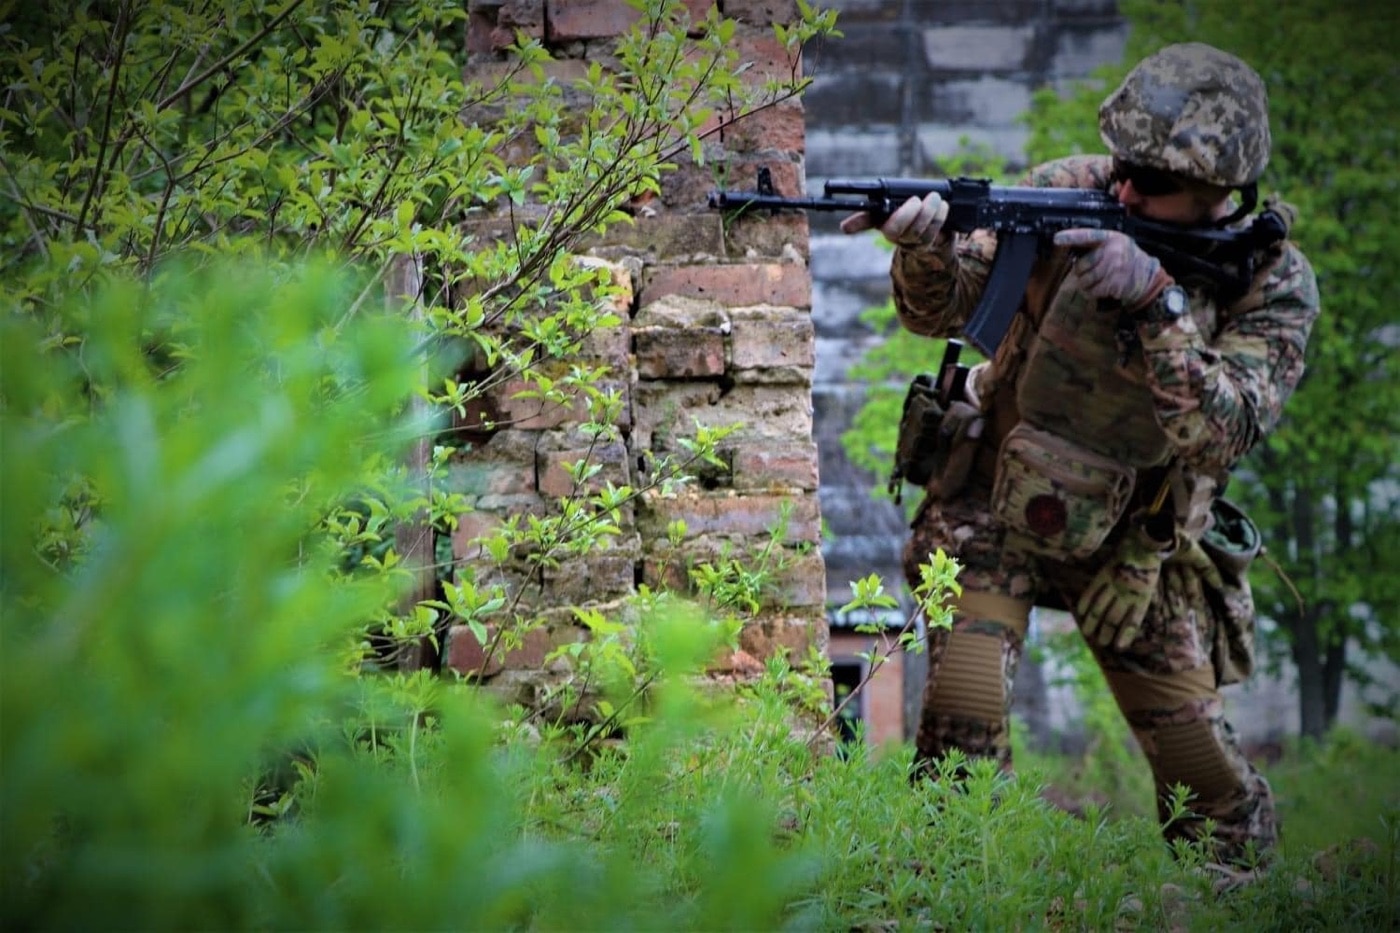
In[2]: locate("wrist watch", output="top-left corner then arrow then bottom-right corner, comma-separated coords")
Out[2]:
1139,284 -> 1189,325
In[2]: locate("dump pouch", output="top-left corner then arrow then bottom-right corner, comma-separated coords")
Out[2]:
990,423 -> 1135,560
888,375 -> 985,504
1200,498 -> 1262,685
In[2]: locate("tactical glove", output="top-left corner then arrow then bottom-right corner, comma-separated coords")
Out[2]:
1076,514 -> 1176,650
1053,228 -> 1171,311
840,192 -> 949,248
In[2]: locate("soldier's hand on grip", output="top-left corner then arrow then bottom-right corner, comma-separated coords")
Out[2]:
840,192 -> 949,248
1054,228 -> 1170,310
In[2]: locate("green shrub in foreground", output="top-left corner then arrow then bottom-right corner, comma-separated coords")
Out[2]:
4,261 -> 1396,930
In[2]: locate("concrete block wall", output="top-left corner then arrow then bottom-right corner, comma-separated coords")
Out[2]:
803,0 -> 1129,742
441,0 -> 828,703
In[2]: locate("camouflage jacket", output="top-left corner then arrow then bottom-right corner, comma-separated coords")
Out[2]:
891,154 -> 1320,498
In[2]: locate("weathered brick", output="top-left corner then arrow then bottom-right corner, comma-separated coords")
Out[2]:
545,0 -> 714,40
634,326 -> 727,379
729,28 -> 804,82
536,441 -> 631,498
582,213 -> 727,260
633,293 -> 730,328
641,538 -> 823,609
450,509 -> 505,563
491,375 -> 631,430
541,551 -> 638,605
722,0 -> 797,25
640,263 -> 810,308
630,380 -> 724,451
444,622 -> 572,678
445,456 -> 538,499
716,100 -> 806,155
769,547 -> 827,608
730,440 -> 820,491
728,305 -> 815,370
467,0 -> 545,55
739,611 -> 827,663
633,380 -> 813,451
638,491 -> 821,544
722,211 -> 810,262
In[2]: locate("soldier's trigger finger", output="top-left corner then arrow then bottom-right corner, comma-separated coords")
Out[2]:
839,211 -> 876,235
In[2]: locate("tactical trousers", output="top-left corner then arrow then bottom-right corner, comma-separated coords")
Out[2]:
905,495 -> 1278,866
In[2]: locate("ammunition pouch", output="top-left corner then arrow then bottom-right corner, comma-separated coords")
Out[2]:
889,374 -> 984,504
1199,498 -> 1262,686
989,423 -> 1135,560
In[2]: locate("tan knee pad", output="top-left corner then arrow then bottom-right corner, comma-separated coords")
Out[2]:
1148,719 -> 1242,803
928,629 -> 1010,722
1104,667 -> 1244,804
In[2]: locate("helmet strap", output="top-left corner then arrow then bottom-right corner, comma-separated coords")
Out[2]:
1215,182 -> 1258,227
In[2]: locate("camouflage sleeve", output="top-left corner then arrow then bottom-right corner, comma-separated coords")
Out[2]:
889,155 -> 1115,338
1139,242 -> 1320,472
889,232 -> 995,337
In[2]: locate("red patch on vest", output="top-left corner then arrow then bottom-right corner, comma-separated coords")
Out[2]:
1025,495 -> 1067,537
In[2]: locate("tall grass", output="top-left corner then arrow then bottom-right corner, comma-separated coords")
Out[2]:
3,261 -> 1394,930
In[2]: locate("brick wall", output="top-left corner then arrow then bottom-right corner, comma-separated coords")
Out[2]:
441,0 -> 828,704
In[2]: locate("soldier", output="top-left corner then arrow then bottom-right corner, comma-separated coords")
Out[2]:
840,42 -> 1319,886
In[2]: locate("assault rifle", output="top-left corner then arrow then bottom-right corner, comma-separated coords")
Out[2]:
709,167 -> 1288,356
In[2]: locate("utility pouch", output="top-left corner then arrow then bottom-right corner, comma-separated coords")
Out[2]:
889,374 -> 944,500
990,423 -> 1135,560
888,375 -> 985,504
1200,498 -> 1262,686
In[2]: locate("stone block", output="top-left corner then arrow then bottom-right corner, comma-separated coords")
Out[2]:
728,28 -> 805,83
771,547 -> 828,609
444,456 -> 538,499
630,380 -> 724,451
541,550 -> 638,605
919,76 -> 1034,127
920,24 -> 1036,72
491,375 -> 631,431
914,124 -> 1030,172
467,0 -> 545,56
804,128 -> 904,178
1049,23 -> 1129,80
634,293 -> 731,328
801,71 -> 905,128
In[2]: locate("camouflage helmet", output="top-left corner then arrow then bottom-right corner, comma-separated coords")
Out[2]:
1099,42 -> 1270,188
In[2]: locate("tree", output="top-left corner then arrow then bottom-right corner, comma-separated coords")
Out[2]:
1023,0 -> 1400,738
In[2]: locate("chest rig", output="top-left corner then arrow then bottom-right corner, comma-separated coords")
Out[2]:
988,262 -> 1225,560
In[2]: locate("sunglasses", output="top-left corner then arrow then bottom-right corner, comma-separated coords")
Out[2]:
1111,159 -> 1185,197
